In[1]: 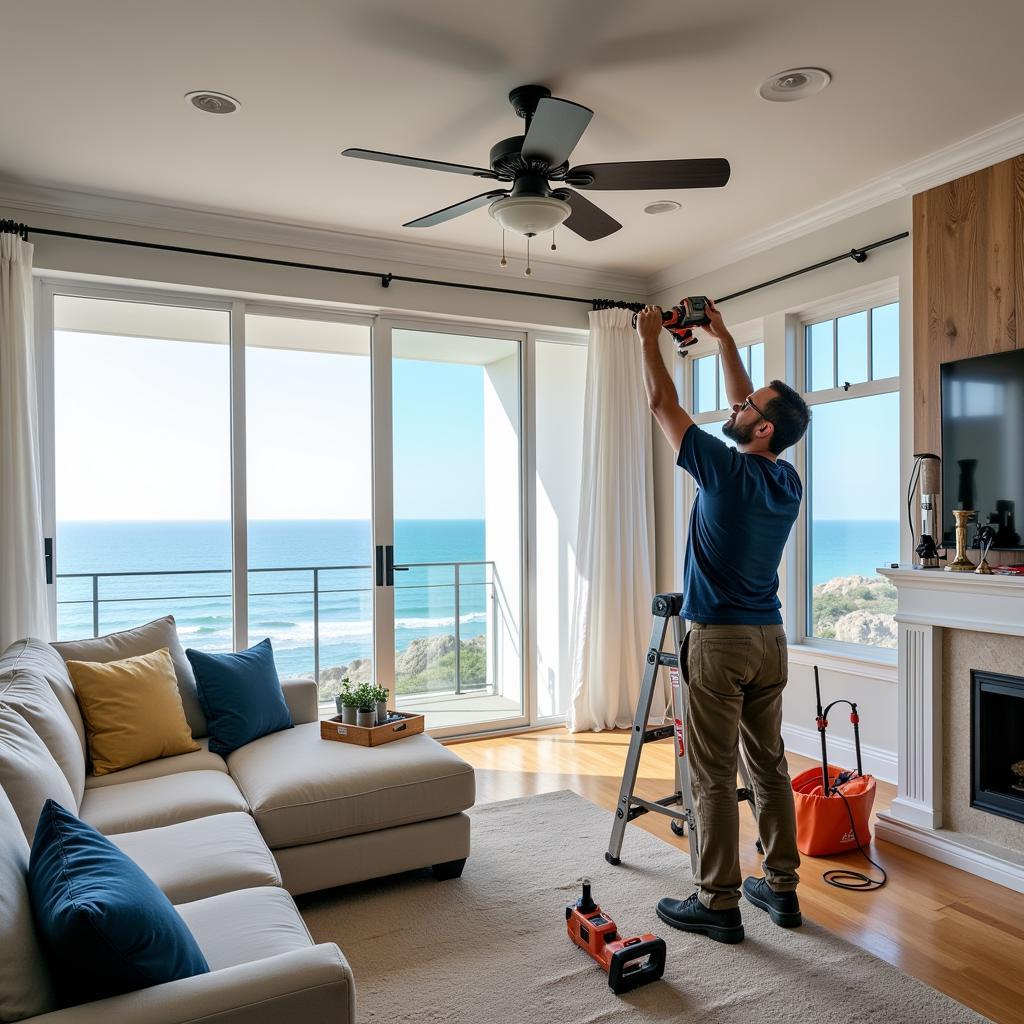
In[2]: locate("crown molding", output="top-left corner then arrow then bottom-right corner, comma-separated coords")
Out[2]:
0,179 -> 647,298
648,111 -> 1024,296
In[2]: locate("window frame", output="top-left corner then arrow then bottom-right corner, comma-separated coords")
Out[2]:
796,287 -> 900,659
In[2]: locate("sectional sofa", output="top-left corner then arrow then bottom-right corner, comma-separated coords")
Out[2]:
0,626 -> 476,1023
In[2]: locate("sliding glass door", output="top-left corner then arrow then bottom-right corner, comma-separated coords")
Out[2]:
44,286 -> 528,736
384,327 -> 525,732
51,294 -> 233,649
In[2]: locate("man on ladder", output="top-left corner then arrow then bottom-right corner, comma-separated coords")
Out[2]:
632,300 -> 811,944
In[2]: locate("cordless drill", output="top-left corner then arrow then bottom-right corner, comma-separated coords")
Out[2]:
630,296 -> 711,348
565,880 -> 667,995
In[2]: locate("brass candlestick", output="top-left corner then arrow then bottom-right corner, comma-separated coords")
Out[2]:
945,509 -> 976,572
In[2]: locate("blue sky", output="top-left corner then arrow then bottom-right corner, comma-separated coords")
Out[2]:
55,332 -> 485,521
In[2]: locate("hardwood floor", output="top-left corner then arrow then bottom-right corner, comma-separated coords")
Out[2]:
447,727 -> 1024,1024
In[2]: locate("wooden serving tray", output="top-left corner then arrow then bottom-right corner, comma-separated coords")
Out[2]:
320,711 -> 425,747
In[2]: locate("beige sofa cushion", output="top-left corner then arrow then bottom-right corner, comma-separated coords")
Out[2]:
0,786 -> 58,1022
0,637 -> 87,763
54,614 -> 208,738
0,663 -> 85,804
85,736 -> 227,789
227,723 -> 476,849
176,887 -> 315,972
0,704 -> 77,842
110,812 -> 281,904
79,769 -> 248,835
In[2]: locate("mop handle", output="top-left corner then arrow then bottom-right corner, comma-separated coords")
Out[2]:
814,666 -> 830,797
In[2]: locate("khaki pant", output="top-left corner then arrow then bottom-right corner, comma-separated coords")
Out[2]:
684,622 -> 800,910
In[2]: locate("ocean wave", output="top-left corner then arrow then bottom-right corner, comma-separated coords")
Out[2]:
260,611 -> 489,649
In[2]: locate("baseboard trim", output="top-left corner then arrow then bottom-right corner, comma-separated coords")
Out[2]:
782,721 -> 897,783
875,814 -> 1024,894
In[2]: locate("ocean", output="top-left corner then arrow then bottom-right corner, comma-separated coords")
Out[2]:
55,518 -> 899,677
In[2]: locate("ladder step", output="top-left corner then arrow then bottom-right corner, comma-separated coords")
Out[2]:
643,725 -> 676,743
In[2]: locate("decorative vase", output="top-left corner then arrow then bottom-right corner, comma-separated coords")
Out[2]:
341,704 -> 358,724
944,509 -> 976,572
377,700 -> 389,725
356,709 -> 377,728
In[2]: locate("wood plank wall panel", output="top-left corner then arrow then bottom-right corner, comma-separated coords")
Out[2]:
912,156 -> 1021,455
912,155 -> 1024,566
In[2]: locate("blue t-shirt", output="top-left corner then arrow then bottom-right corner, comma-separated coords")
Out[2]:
677,427 -> 802,624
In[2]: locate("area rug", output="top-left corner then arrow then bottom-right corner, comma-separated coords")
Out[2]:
300,790 -> 992,1023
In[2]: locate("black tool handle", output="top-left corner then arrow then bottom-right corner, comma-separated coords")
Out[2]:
814,666 -> 830,796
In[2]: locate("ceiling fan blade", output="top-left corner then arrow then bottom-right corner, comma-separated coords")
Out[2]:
568,158 -> 731,190
342,148 -> 498,179
521,97 -> 594,167
403,190 -> 510,228
555,189 -> 621,241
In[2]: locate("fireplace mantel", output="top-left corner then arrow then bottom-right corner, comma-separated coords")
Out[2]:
874,565 -> 1024,892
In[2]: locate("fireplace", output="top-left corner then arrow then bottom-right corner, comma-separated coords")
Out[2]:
971,669 -> 1024,824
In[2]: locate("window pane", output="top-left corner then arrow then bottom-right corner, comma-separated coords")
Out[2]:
718,360 -> 730,411
836,311 -> 868,387
245,315 -> 373,691
53,297 -> 231,646
695,355 -> 718,414
808,392 -> 900,648
871,303 -> 900,379
750,343 -> 765,389
807,321 -> 834,391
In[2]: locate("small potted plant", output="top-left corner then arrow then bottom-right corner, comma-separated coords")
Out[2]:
375,685 -> 390,725
355,683 -> 377,729
336,679 -> 358,724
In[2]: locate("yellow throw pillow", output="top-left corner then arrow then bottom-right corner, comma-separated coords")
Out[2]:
66,648 -> 200,776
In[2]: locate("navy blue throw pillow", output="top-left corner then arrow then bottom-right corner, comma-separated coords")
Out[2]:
186,638 -> 293,756
28,800 -> 209,1007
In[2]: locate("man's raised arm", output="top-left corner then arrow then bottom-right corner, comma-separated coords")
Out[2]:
637,305 -> 694,453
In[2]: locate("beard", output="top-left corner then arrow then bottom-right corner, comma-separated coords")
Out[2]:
721,415 -> 757,445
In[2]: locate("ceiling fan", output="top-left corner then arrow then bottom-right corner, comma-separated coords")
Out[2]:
342,85 -> 730,244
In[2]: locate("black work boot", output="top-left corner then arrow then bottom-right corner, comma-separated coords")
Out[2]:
742,876 -> 802,927
656,893 -> 744,944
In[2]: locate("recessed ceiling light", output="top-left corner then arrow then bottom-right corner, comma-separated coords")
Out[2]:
758,68 -> 831,102
185,90 -> 241,114
644,200 -> 681,215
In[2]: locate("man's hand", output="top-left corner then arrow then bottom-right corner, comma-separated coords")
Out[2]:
636,305 -> 664,345
702,297 -> 729,341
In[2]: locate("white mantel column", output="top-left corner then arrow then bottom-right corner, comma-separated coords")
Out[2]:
890,620 -> 943,829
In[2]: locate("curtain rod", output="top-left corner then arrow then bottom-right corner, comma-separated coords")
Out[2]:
1,219 -> 908,309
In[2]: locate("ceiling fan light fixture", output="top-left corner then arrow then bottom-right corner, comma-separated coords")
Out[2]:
758,68 -> 831,102
489,196 -> 570,237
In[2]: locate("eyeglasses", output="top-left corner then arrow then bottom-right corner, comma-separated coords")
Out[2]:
740,395 -> 772,423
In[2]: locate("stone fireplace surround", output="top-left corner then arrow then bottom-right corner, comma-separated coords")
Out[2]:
876,567 -> 1024,892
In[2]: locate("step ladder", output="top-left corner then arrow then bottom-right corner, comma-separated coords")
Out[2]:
605,593 -> 762,877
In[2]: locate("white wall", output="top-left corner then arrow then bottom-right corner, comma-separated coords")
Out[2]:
650,197 -> 914,780
533,339 -> 588,718
483,354 -> 522,704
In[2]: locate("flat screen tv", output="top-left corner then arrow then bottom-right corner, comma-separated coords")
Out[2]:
940,348 -> 1024,550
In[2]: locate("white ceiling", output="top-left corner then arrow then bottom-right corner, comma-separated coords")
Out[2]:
2,0 -> 1024,281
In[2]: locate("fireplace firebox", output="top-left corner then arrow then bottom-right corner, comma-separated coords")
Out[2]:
971,669 -> 1024,824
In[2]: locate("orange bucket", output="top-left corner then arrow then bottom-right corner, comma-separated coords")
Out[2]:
792,765 -> 876,857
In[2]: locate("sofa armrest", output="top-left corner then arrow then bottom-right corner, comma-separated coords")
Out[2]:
26,945 -> 353,1024
281,677 -> 320,725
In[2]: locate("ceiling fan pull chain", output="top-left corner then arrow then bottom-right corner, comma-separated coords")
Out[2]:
525,236 -> 533,276
499,229 -> 507,268
551,228 -> 557,252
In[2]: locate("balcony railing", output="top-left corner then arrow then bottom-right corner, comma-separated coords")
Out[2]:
56,559 -> 513,699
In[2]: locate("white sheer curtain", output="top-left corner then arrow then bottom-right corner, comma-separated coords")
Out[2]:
567,307 -> 661,732
0,230 -> 53,649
